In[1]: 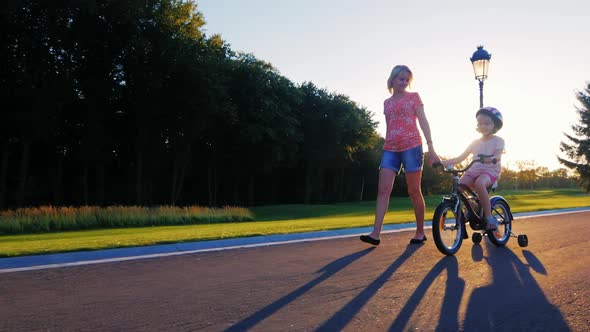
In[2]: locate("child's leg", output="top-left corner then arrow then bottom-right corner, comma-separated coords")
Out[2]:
459,174 -> 475,188
473,175 -> 493,218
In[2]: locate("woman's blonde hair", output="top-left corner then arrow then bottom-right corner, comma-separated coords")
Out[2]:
387,65 -> 413,94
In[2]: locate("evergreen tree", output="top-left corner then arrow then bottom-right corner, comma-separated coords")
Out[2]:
558,82 -> 590,192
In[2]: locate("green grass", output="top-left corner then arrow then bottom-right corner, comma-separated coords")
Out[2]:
0,189 -> 588,258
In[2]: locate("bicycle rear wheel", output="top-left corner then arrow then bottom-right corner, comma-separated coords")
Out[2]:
432,201 -> 464,255
487,199 -> 511,246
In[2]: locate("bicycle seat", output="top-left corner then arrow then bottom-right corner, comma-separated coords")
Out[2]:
488,181 -> 498,192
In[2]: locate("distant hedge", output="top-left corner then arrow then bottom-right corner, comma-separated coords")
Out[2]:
0,205 -> 255,234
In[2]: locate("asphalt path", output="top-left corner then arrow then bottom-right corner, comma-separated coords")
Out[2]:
1,208 -> 588,273
1,209 -> 589,331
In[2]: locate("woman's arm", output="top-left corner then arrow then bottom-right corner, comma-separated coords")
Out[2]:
415,106 -> 440,164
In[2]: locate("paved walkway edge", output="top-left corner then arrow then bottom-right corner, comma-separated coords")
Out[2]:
1,207 -> 589,273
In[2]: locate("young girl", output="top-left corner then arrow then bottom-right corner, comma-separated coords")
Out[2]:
360,65 -> 439,246
441,107 -> 505,230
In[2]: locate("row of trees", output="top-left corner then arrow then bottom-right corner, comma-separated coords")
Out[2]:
1,1 -> 587,209
418,164 -> 578,197
1,0 -> 381,208
490,167 -> 577,191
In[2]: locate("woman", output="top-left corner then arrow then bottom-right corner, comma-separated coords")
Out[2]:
360,65 -> 439,245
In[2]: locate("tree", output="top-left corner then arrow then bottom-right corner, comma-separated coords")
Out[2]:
0,0 -> 384,207
0,0 -> 78,206
558,82 -> 590,192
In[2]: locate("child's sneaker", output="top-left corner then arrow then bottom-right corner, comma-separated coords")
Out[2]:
486,216 -> 498,231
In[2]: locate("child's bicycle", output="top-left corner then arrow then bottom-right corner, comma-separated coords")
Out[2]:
431,155 -> 528,256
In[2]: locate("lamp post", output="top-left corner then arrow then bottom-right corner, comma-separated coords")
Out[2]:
470,45 -> 491,108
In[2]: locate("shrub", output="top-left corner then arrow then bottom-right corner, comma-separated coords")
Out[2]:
0,205 -> 255,235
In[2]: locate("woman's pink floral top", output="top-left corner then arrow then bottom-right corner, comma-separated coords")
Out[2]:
382,92 -> 423,152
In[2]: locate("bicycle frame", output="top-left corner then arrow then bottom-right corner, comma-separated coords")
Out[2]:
438,158 -> 489,231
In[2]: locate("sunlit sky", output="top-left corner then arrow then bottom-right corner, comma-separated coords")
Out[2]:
199,0 -> 589,171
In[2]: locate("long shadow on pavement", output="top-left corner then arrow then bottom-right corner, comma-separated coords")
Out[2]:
464,245 -> 570,331
224,247 -> 374,332
388,255 -> 464,331
316,244 -> 422,331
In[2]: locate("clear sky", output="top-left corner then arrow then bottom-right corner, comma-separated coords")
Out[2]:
198,0 -> 589,171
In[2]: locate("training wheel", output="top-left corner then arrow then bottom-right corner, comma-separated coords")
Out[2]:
518,234 -> 528,247
472,232 -> 482,244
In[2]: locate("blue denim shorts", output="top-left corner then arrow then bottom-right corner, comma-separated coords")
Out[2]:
380,145 -> 424,173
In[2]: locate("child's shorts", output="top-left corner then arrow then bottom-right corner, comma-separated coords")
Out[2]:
460,171 -> 498,185
380,145 -> 423,173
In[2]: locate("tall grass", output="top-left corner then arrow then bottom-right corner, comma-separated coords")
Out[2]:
0,205 -> 254,235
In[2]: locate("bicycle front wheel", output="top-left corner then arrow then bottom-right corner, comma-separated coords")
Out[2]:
432,201 -> 464,255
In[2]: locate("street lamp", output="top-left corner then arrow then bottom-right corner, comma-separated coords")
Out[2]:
470,45 -> 491,108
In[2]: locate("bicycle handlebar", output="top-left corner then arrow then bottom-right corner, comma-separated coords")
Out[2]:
433,154 -> 496,173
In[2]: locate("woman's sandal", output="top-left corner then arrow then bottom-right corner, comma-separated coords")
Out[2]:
409,235 -> 427,244
360,235 -> 380,246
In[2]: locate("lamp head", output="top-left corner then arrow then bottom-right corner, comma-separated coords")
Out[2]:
470,45 -> 491,81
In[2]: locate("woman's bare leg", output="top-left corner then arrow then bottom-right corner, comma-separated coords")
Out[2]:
406,170 -> 426,239
368,168 -> 396,239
